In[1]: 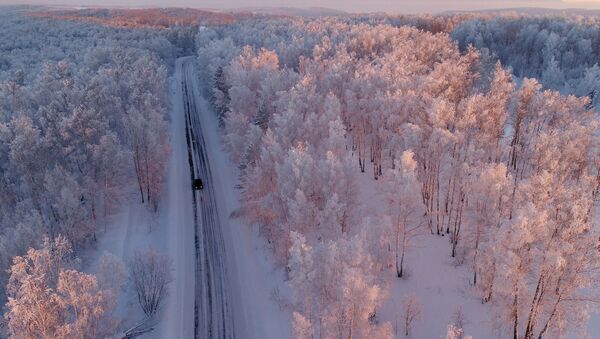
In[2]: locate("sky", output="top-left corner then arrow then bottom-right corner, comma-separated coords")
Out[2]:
3,0 -> 600,14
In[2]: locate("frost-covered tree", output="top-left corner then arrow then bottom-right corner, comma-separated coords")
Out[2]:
288,232 -> 392,339
452,14 -> 600,101
384,150 -> 424,278
467,163 -> 512,288
401,294 -> 422,337
4,237 -> 118,339
445,324 -> 472,339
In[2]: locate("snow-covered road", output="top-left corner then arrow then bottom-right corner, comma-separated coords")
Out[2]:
161,58 -> 196,339
181,57 -> 235,338
162,56 -> 290,339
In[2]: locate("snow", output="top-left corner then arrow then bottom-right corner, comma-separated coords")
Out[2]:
379,236 -> 495,338
80,200 -> 150,327
356,164 -> 497,338
585,313 -> 600,339
158,58 -> 196,338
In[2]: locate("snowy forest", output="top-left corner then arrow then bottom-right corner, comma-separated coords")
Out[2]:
452,14 -> 600,105
2,5 -> 600,339
0,7 -> 190,337
199,12 -> 600,339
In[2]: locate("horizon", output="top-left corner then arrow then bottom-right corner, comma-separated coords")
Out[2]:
3,0 -> 600,14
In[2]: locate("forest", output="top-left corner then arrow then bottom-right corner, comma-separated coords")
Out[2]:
1,5 -> 600,338
199,13 -> 600,339
452,14 -> 600,104
0,7 -> 184,337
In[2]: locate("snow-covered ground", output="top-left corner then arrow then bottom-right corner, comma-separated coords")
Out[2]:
378,236 -> 495,338
355,165 -> 496,339
80,200 -> 160,331
355,164 -> 600,339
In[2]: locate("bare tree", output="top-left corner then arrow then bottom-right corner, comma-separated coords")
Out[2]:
401,294 -> 422,336
129,248 -> 173,317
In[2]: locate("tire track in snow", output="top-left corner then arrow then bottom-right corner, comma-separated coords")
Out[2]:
180,57 -> 235,339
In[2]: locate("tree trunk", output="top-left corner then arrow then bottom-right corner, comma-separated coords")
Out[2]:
145,144 -> 150,205
396,222 -> 401,278
436,161 -> 441,235
513,292 -> 519,339
133,149 -> 145,204
399,233 -> 407,278
537,297 -> 561,339
524,275 -> 545,339
396,223 -> 406,278
473,246 -> 478,286
451,192 -> 465,258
